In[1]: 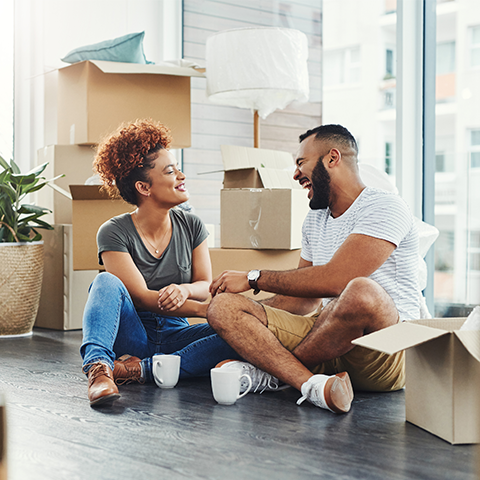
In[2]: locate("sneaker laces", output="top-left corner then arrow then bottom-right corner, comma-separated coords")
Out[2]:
241,364 -> 282,394
296,376 -> 328,409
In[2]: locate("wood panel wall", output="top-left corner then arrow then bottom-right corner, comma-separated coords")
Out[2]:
183,0 -> 322,244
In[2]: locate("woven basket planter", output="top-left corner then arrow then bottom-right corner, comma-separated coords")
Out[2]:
0,242 -> 44,337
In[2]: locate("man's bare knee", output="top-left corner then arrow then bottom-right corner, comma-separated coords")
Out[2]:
334,277 -> 398,329
207,293 -> 267,332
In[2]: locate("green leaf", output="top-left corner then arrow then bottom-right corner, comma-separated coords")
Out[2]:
30,230 -> 42,242
0,155 -> 10,172
31,220 -> 53,230
9,158 -> 21,175
19,181 -> 48,195
16,230 -> 32,242
25,162 -> 48,177
0,182 -> 17,200
18,204 -> 48,215
10,173 -> 37,185
0,169 -> 10,184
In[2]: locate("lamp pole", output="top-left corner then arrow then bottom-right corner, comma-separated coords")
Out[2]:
254,110 -> 260,148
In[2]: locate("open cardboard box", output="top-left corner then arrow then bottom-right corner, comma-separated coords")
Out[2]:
219,145 -> 300,189
57,60 -> 204,147
35,145 -> 96,224
216,145 -> 310,250
69,185 -> 134,270
352,317 -> 480,444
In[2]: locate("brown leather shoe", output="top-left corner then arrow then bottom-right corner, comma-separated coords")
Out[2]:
113,354 -> 144,385
86,363 -> 121,406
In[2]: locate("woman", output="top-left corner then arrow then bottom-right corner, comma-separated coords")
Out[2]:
80,120 -> 240,406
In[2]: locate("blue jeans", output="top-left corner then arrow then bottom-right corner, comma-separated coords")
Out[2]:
80,272 -> 241,381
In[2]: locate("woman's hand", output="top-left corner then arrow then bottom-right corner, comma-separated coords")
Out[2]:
158,284 -> 189,312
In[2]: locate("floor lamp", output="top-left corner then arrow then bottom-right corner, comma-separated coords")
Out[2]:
205,27 -> 309,148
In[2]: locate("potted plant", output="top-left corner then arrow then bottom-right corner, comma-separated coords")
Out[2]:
0,155 -> 60,337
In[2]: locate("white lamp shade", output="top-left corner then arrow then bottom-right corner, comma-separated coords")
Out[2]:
206,27 -> 309,119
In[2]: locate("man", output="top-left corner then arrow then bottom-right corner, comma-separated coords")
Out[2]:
207,124 -> 420,414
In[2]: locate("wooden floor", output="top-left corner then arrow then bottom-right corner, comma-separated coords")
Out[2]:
0,328 -> 477,480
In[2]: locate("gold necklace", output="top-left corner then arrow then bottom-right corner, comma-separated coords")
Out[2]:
133,211 -> 170,255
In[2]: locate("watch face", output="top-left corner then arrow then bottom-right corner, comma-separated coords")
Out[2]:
248,270 -> 260,281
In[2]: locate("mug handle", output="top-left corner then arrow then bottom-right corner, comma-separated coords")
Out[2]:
237,373 -> 253,399
154,361 -> 163,385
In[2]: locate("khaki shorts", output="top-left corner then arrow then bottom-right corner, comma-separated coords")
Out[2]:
263,305 -> 405,392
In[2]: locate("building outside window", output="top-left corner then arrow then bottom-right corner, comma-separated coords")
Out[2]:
470,129 -> 480,168
437,41 -> 455,74
323,46 -> 361,87
324,0 -> 480,316
470,25 -> 480,67
385,48 -> 395,78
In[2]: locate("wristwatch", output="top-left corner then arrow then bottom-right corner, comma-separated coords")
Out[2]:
247,269 -> 261,295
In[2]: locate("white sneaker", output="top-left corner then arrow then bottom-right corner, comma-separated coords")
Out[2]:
297,372 -> 354,413
215,360 -> 289,394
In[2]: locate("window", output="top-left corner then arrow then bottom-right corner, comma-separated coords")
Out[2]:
471,25 -> 480,68
469,232 -> 480,271
385,48 -> 395,78
470,129 -> 480,168
385,142 -> 393,174
0,0 -> 14,162
324,46 -> 361,86
436,41 -> 455,74
436,152 -> 445,172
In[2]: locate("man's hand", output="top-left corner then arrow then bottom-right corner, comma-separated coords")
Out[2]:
210,270 -> 250,297
158,284 -> 189,311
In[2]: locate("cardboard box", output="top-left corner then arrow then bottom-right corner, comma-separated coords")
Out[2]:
217,145 -> 310,250
209,247 -> 301,300
36,225 -> 98,330
352,318 -> 480,444
57,60 -> 203,147
70,185 -> 135,270
221,188 -> 309,250
220,145 -> 300,189
188,247 -> 303,325
35,145 -> 96,224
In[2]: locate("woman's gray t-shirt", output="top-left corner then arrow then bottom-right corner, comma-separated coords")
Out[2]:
97,208 -> 208,291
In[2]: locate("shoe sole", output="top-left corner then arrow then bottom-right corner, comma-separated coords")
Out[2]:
90,393 -> 121,407
324,372 -> 354,414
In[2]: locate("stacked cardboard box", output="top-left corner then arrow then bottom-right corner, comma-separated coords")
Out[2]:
34,60 -> 202,329
218,145 -> 310,250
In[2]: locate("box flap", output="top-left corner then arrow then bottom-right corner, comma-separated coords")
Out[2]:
61,60 -> 205,78
454,330 -> 480,363
221,145 -> 294,171
352,322 -> 449,355
408,317 -> 465,330
70,185 -> 116,200
257,168 -> 302,189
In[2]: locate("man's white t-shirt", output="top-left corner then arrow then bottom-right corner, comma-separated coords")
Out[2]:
301,187 -> 420,321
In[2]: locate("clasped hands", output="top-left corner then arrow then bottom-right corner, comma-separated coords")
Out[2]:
158,271 -> 249,312
158,284 -> 188,312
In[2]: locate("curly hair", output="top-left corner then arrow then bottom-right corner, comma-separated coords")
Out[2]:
93,119 -> 173,205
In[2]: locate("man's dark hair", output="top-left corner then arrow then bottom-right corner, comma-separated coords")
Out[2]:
299,124 -> 358,154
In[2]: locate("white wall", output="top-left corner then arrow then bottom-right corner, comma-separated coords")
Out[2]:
14,0 -> 181,172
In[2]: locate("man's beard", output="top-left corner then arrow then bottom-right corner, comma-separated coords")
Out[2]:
309,156 -> 331,210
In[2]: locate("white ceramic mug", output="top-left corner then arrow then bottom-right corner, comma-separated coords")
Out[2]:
210,368 -> 253,405
152,355 -> 181,389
